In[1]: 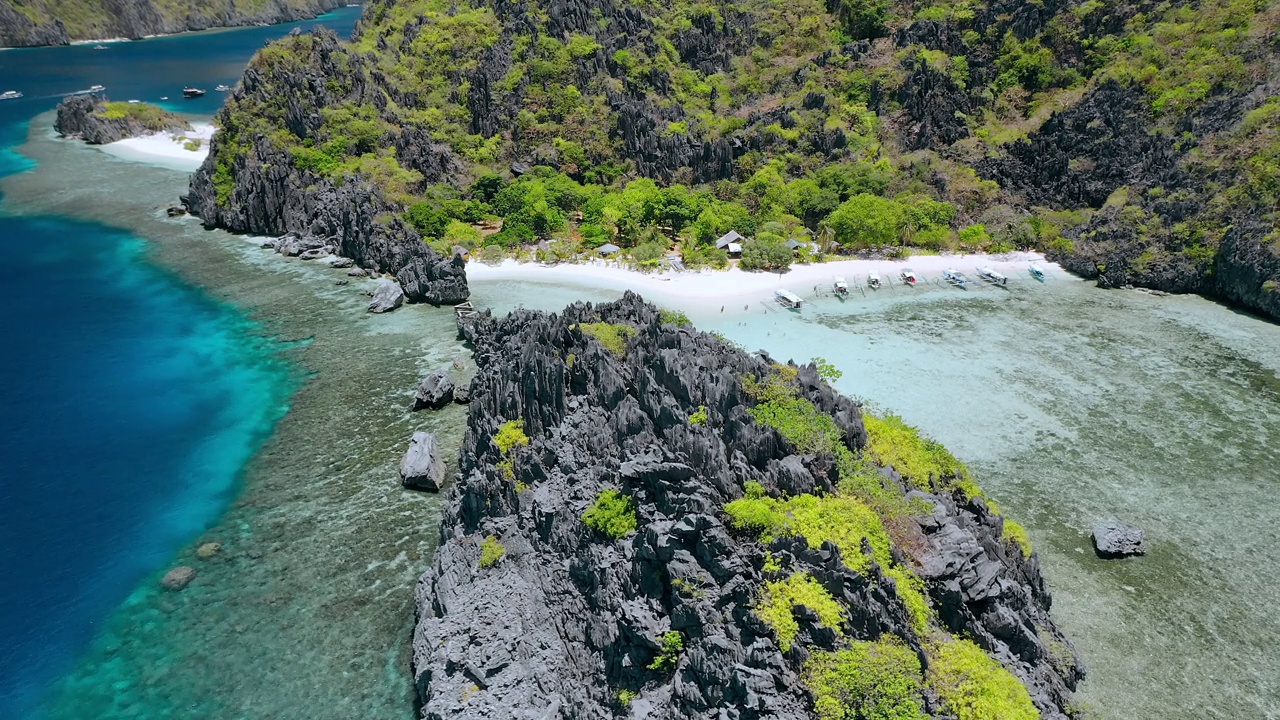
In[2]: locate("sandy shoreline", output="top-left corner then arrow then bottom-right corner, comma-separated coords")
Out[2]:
466,251 -> 1058,304
97,123 -> 214,171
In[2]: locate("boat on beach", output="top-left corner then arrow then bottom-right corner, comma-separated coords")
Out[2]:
1029,264 -> 1046,282
833,277 -> 849,299
0,90 -> 22,101
182,87 -> 206,98
868,270 -> 882,289
943,268 -> 969,289
774,289 -> 803,310
977,266 -> 1008,285
900,268 -> 918,286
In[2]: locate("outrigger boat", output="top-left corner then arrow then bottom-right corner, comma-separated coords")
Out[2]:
943,268 -> 969,289
774,289 -> 804,310
1029,264 -> 1046,282
900,268 -> 918,286
215,84 -> 231,92
833,277 -> 850,299
977,266 -> 1007,285
182,87 -> 206,98
868,270 -> 882,290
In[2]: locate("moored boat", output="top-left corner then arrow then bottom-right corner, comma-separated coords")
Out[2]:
833,277 -> 849,298
93,44 -> 108,50
900,268 -> 918,286
1029,264 -> 1046,282
774,289 -> 803,310
182,87 -> 206,98
943,268 -> 969,289
868,270 -> 882,289
215,84 -> 231,92
977,266 -> 1008,285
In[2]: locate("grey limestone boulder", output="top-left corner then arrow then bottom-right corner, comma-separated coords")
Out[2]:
160,566 -> 196,591
367,280 -> 405,313
1092,523 -> 1146,558
400,431 -> 445,491
413,371 -> 454,410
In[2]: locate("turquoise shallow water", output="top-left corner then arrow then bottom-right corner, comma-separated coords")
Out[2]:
469,275 -> 1280,719
0,10 -> 360,719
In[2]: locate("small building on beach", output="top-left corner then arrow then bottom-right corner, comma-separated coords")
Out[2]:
716,231 -> 745,250
597,243 -> 621,256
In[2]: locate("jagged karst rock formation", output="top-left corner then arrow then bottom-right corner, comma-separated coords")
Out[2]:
412,293 -> 1082,719
401,431 -> 446,492
184,28 -> 468,306
55,95 -> 191,145
0,0 -> 345,48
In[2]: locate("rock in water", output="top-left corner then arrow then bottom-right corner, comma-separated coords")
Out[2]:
160,566 -> 196,591
411,292 -> 1084,718
412,372 -> 454,410
1092,523 -> 1146,558
54,95 -> 191,144
367,280 -> 404,314
400,432 -> 445,491
195,542 -> 222,559
452,384 -> 470,404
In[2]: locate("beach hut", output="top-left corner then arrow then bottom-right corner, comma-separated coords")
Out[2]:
716,231 -> 745,250
597,243 -> 621,256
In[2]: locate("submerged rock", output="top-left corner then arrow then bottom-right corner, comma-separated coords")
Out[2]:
1092,523 -> 1146,558
412,372 -> 454,410
367,280 -> 404,314
411,292 -> 1083,718
400,432 -> 446,492
195,542 -> 222,560
160,566 -> 196,591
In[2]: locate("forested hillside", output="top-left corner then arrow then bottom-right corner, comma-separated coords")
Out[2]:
190,0 -> 1279,317
0,0 -> 344,47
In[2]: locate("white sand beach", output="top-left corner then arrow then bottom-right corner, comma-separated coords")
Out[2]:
466,251 -> 1058,306
97,123 -> 214,172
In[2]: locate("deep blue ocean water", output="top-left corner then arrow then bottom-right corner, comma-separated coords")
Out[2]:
0,9 -> 361,718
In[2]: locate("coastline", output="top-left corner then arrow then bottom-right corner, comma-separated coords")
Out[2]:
466,251 -> 1057,306
95,122 -> 214,171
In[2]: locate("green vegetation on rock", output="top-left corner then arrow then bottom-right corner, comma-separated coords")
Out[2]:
479,535 -> 506,568
927,638 -> 1040,720
493,420 -> 529,454
578,322 -> 636,359
804,640 -> 929,720
755,572 -> 846,652
583,489 -> 638,539
647,631 -> 684,672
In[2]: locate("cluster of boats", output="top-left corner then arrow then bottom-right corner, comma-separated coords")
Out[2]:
779,264 -> 1049,309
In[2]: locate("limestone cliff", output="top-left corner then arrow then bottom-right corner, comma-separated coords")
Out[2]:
413,293 -> 1083,719
0,0 -> 345,48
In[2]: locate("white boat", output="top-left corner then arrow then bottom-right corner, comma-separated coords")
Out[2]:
127,99 -> 140,104
0,90 -> 22,101
868,270 -> 882,289
943,268 -> 969,289
215,84 -> 231,92
1029,264 -> 1046,282
88,84 -> 105,92
977,266 -> 1007,285
833,276 -> 849,298
159,96 -> 169,100
93,44 -> 108,50
900,268 -> 918,286
774,289 -> 803,310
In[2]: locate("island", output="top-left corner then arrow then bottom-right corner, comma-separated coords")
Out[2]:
55,95 -> 192,145
0,0 -> 346,48
412,293 -> 1082,717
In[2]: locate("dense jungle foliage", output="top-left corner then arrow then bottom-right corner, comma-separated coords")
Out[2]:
212,0 -> 1277,288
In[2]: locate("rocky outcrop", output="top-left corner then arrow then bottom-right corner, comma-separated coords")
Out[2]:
183,29 -> 469,306
401,432 -> 447,492
55,95 -> 190,145
160,566 -> 196,591
367,280 -> 405,314
412,293 -> 1081,719
412,372 -> 455,411
0,0 -> 345,48
1091,523 -> 1146,559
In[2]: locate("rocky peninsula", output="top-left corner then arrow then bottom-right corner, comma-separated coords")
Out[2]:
55,95 -> 191,145
0,0 -> 345,48
412,293 -> 1082,718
